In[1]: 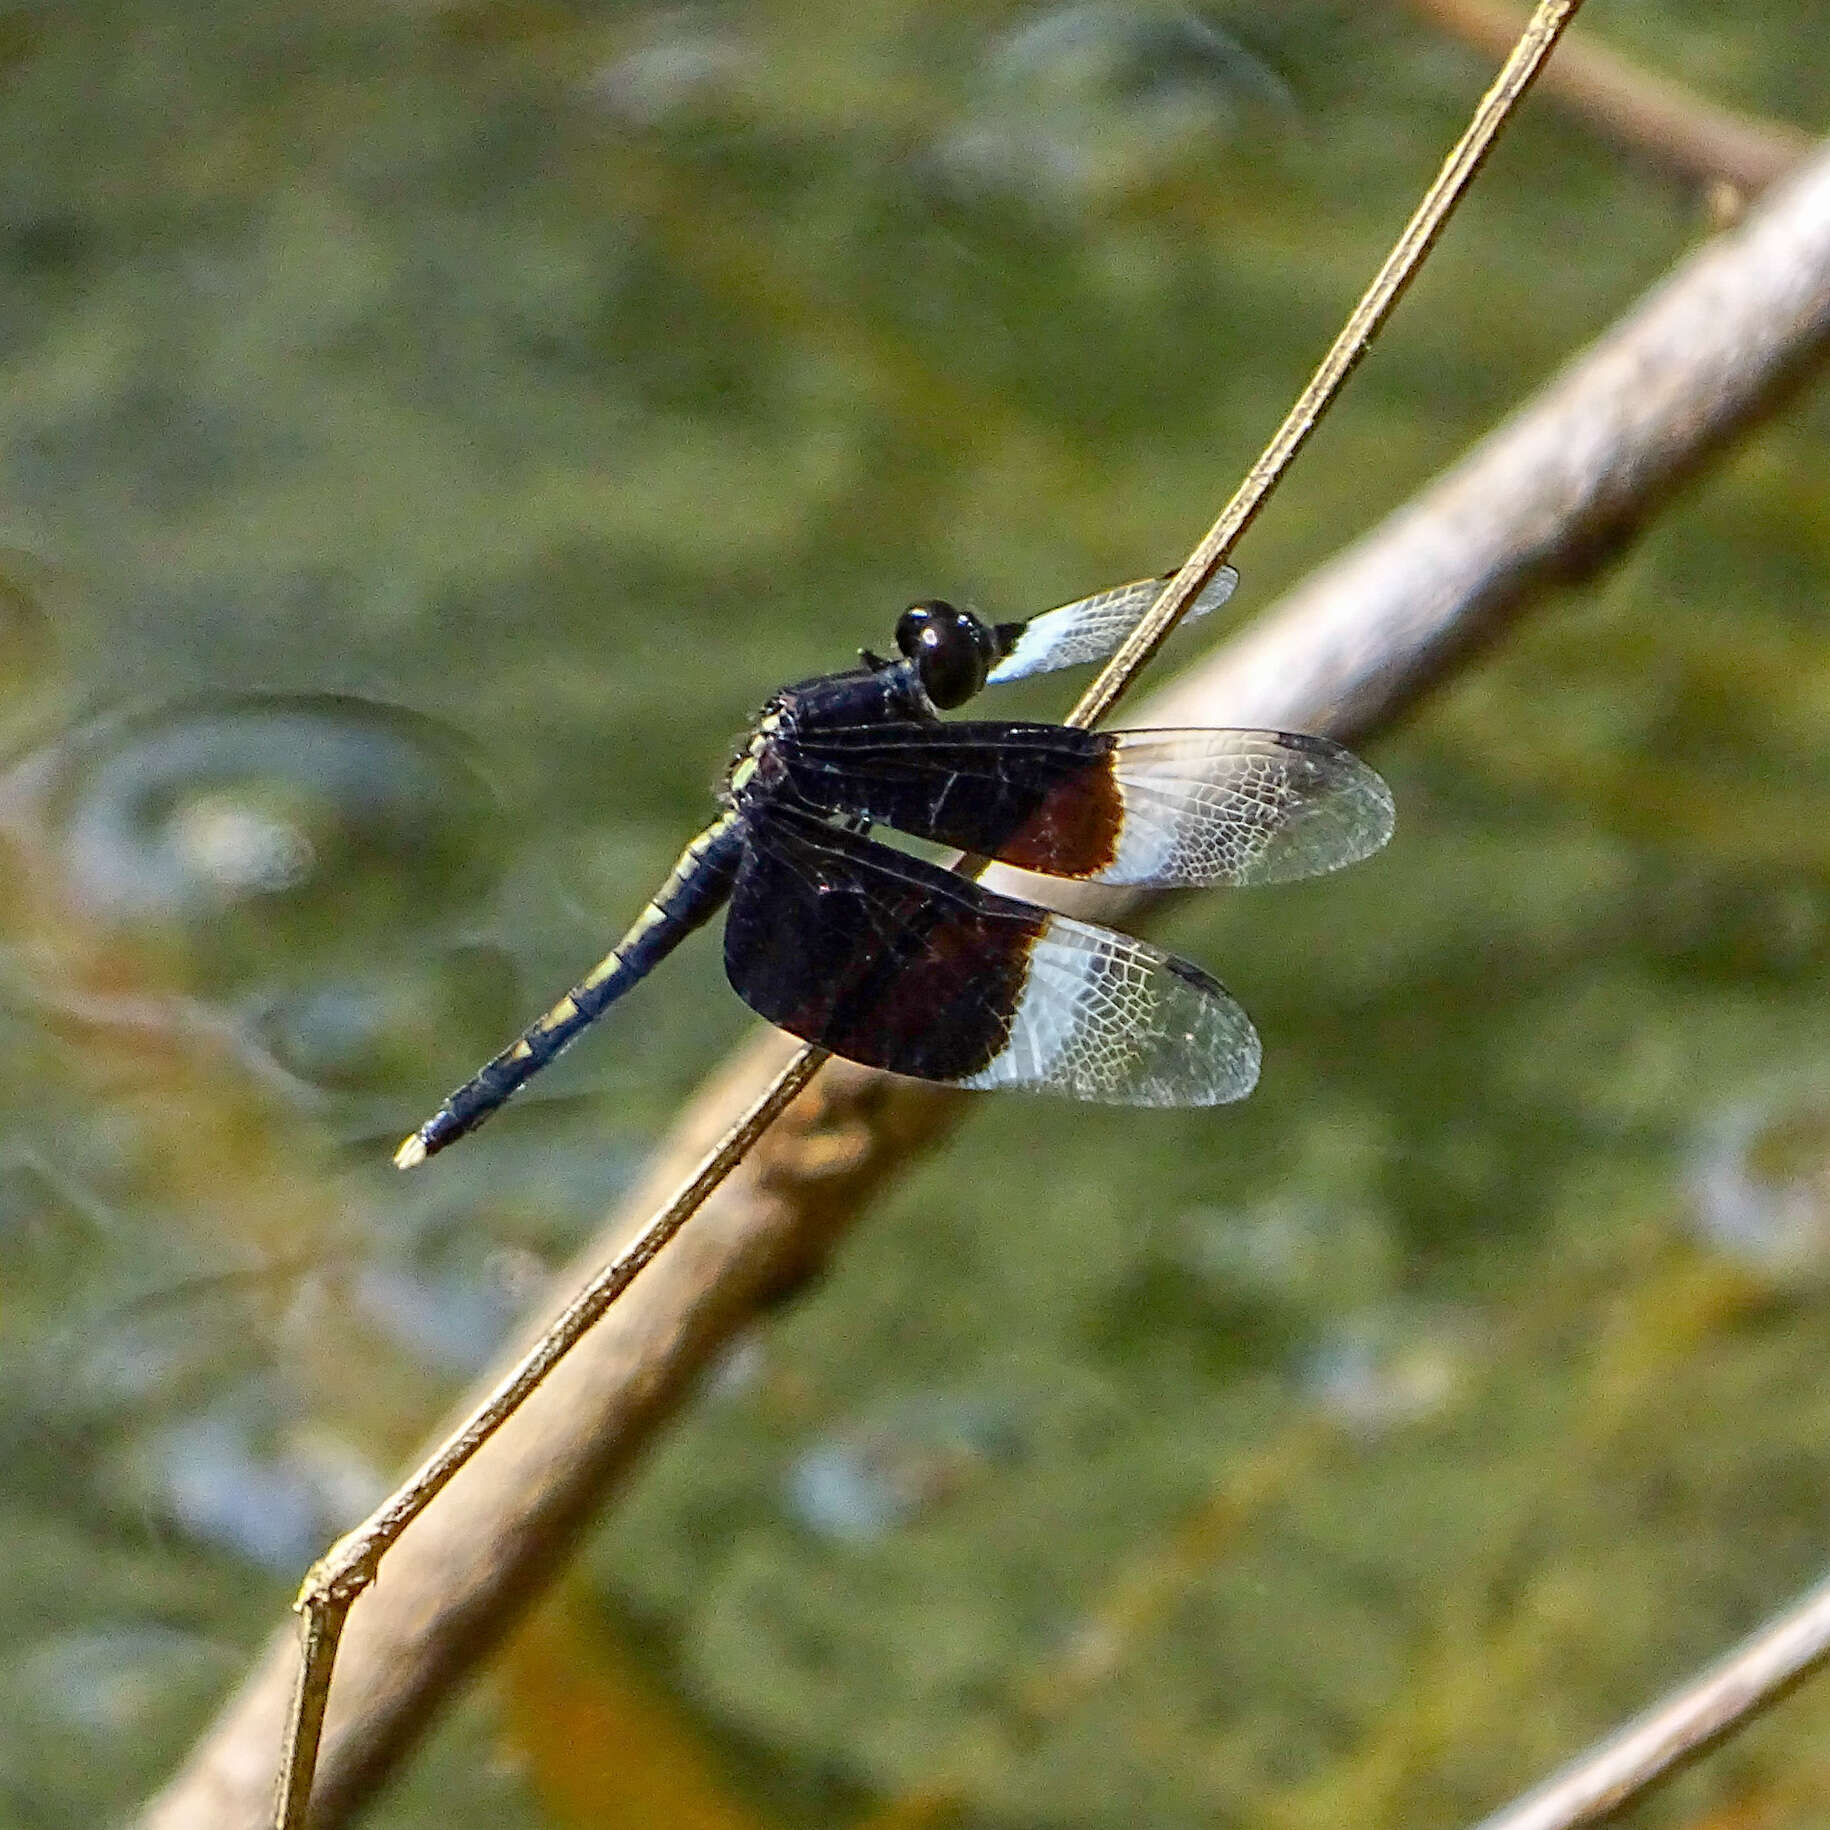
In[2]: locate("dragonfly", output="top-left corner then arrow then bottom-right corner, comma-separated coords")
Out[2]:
395,567 -> 1392,1167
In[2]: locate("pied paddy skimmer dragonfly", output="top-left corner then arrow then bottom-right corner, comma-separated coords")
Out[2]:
395,567 -> 1393,1167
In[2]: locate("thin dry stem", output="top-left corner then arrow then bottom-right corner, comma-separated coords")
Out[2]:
1069,0 -> 1583,733
274,1045 -> 827,1830
1404,0 -> 1812,198
261,10 -> 1585,1823
271,1607 -> 344,1830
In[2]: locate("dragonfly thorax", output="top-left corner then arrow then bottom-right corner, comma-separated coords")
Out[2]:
724,700 -> 795,806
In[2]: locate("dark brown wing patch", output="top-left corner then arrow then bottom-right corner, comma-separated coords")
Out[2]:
781,722 -> 1124,879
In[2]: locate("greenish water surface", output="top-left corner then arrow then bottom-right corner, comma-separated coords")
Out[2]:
3,5 -> 1830,1828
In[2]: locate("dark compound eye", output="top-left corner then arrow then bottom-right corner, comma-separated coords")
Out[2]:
894,600 -> 996,710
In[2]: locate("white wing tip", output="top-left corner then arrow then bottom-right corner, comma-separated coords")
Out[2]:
1200,564 -> 1240,609
985,563 -> 1240,686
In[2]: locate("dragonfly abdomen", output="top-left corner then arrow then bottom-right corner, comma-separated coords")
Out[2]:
394,814 -> 744,1165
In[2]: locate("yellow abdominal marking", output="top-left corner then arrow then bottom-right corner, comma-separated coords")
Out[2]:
539,995 -> 581,1031
727,717 -> 775,797
581,952 -> 622,989
509,1040 -> 535,1061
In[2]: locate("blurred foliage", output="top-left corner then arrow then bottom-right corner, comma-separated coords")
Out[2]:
1,2 -> 1830,1828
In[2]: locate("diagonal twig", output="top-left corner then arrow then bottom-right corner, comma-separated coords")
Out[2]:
1402,0 -> 1812,199
244,9 -> 1589,1827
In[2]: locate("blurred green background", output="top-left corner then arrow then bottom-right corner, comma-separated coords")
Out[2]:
3,4 -> 1830,1827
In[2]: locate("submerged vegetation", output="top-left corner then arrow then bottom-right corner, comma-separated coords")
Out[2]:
1,4 -> 1829,1827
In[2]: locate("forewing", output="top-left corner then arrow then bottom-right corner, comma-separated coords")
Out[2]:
985,566 -> 1238,684
781,723 -> 1393,887
1098,728 -> 1395,886
725,807 -> 1260,1104
780,720 -> 1125,878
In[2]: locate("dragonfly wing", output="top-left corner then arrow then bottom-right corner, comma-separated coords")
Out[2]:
984,565 -> 1238,684
725,806 -> 1260,1104
782,723 -> 1392,887
1095,728 -> 1394,886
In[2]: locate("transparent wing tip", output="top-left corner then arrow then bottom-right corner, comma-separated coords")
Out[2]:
985,563 -> 1241,686
1323,751 -> 1397,865
1198,563 -> 1240,611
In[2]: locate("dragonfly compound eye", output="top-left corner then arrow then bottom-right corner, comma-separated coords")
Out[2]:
895,600 -> 995,709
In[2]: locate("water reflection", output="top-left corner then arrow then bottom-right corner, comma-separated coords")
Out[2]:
2,692 -> 498,929
0,1625 -> 232,1768
62,1264 -> 291,1414
352,1248 -> 541,1379
785,1392 -> 1027,1544
0,1622 -> 232,1827
587,18 -> 756,129
1301,1306 -> 1473,1437
246,945 -> 521,1097
0,545 -> 56,704
0,691 -> 517,1136
132,1398 -> 386,1572
1095,1192 -> 1398,1377
1171,1194 -> 1397,1316
1687,1074 -> 1830,1284
0,1145 -> 118,1267
927,4 -> 1294,216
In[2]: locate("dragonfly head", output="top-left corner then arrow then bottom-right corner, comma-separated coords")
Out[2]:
895,600 -> 999,710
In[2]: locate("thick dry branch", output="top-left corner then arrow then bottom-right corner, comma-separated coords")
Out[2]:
1403,0 -> 1813,197
140,141 -> 1830,1830
1470,1565 -> 1830,1830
